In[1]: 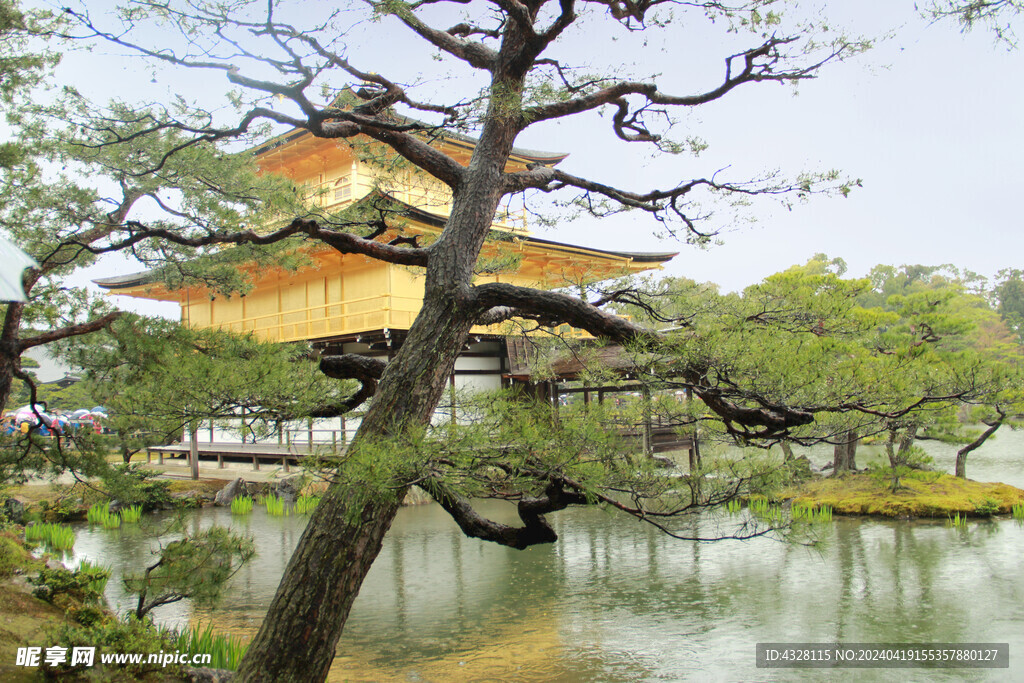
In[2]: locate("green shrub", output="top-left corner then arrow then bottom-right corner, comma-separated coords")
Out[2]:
29,565 -> 107,606
104,464 -> 173,510
38,498 -> 82,522
47,615 -> 181,678
0,534 -> 29,578
972,498 -> 1000,517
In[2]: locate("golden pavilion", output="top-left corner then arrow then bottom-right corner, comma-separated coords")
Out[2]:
96,125 -> 677,392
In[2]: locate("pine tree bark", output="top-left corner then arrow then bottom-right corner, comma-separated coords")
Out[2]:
0,302 -> 25,410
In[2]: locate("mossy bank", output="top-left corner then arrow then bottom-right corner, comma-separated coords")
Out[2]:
783,471 -> 1024,518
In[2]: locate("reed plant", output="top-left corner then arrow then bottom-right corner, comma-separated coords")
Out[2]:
86,502 -> 110,525
294,495 -> 321,515
1012,503 -> 1024,520
77,559 -> 111,597
792,503 -> 833,524
230,495 -> 254,516
748,498 -> 769,515
264,494 -> 287,517
947,512 -> 968,529
724,498 -> 741,515
25,523 -> 76,551
119,505 -> 143,524
173,622 -> 249,671
87,502 -> 123,529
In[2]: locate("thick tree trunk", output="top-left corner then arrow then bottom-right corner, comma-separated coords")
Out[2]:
235,290 -> 478,682
236,85 -> 517,680
0,302 -> 25,410
831,430 -> 858,474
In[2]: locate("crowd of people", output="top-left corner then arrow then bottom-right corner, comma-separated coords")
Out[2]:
1,404 -> 107,436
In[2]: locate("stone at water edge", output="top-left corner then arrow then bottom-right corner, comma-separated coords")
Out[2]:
271,477 -> 302,503
214,478 -> 247,507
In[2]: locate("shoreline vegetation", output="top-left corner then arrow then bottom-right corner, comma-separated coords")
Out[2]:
1,464 -> 1022,680
7,463 -> 1024,524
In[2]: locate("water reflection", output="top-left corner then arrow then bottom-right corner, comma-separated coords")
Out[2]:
68,500 -> 1024,682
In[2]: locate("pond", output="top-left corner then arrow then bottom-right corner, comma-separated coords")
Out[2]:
67,432 -> 1024,682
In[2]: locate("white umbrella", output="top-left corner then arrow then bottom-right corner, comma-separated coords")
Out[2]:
0,235 -> 37,302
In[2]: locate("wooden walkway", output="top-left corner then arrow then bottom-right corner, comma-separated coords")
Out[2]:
147,427 -> 698,474
146,442 -> 343,472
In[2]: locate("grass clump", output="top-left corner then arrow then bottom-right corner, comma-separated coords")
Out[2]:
119,505 -> 142,524
947,512 -> 968,529
1012,503 -> 1024,520
77,560 -> 111,597
87,501 -> 122,529
263,494 -> 287,517
724,498 -> 741,515
172,622 -> 249,671
86,502 -> 110,525
294,494 -> 321,515
792,503 -> 834,524
231,495 -> 254,516
25,522 -> 75,551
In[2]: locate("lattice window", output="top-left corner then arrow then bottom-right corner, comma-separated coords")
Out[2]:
333,176 -> 352,202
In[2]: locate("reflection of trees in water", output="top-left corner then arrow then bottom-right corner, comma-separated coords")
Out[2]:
86,501 -> 1024,681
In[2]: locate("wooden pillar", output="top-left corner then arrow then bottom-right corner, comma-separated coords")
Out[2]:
449,373 -> 457,424
307,418 -> 314,444
641,385 -> 653,458
189,424 -> 200,480
217,453 -> 224,469
685,388 -> 700,472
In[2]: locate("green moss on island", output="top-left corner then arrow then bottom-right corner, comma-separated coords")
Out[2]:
781,472 -> 1024,519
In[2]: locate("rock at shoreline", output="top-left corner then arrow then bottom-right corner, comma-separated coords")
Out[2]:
184,667 -> 234,682
214,478 -> 247,506
3,497 -> 26,524
272,477 -> 302,502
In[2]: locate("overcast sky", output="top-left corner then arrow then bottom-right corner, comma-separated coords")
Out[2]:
54,0 -> 1023,317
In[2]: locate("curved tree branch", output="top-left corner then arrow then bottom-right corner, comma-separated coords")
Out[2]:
19,312 -> 122,351
421,477 -> 588,549
316,354 -> 388,414
78,217 -> 430,268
